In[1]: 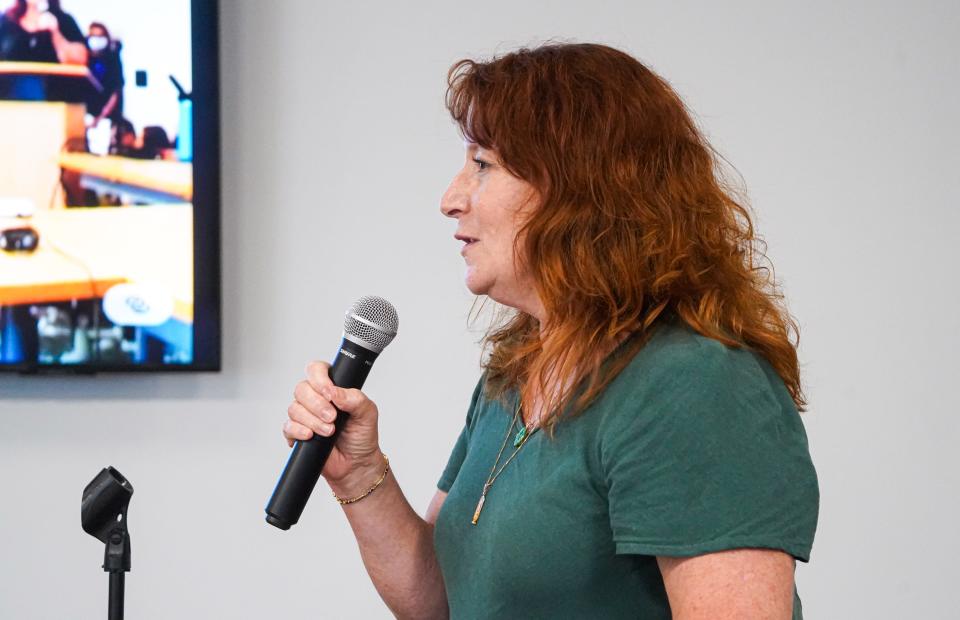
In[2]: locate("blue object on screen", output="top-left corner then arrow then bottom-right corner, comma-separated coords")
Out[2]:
178,98 -> 193,162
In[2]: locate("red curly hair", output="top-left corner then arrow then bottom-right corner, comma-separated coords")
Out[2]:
446,42 -> 805,428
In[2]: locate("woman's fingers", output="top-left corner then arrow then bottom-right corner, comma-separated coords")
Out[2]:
293,380 -> 337,420
287,401 -> 335,437
283,361 -> 380,458
282,419 -> 314,447
299,361 -> 378,419
283,366 -> 346,447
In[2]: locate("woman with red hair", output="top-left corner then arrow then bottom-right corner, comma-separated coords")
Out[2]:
285,42 -> 818,619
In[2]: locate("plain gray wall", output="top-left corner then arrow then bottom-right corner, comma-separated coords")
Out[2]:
1,0 -> 957,617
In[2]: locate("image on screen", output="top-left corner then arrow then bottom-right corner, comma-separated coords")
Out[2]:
0,0 -> 216,371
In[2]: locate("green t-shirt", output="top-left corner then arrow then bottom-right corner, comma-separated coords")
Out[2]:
434,322 -> 819,619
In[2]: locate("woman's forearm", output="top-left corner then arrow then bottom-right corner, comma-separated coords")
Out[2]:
331,455 -> 448,619
99,92 -> 119,120
51,31 -> 87,65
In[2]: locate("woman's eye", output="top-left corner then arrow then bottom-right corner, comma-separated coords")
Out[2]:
472,157 -> 490,171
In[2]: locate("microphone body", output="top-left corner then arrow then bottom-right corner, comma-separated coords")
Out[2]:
265,337 -> 380,530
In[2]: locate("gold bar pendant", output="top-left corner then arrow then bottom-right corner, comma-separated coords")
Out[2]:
471,494 -> 486,525
472,483 -> 491,525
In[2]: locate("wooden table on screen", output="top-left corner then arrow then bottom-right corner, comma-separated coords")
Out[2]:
58,153 -> 193,204
0,204 -> 193,323
0,60 -> 103,91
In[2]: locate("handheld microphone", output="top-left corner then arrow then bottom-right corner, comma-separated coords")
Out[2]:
265,296 -> 399,530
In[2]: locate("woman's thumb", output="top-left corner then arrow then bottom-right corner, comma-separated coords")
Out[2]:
326,386 -> 374,419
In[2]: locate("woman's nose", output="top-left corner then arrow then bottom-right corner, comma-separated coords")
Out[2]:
440,175 -> 467,219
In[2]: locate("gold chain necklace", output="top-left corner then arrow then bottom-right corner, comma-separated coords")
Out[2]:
471,401 -> 539,525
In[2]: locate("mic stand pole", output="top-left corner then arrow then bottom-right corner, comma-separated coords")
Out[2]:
104,527 -> 130,620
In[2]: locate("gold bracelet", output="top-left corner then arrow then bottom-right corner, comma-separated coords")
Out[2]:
332,454 -> 390,505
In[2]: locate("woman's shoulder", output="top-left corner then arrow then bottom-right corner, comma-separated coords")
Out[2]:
621,322 -> 767,384
599,320 -> 800,428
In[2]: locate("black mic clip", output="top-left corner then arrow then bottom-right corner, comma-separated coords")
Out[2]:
82,467 -> 133,573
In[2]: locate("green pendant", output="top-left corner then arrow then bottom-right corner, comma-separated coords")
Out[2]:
513,426 -> 528,447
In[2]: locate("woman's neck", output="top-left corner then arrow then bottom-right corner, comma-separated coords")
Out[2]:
20,6 -> 42,29
521,327 -> 634,430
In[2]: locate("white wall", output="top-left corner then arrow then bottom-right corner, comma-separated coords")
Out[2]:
1,0 -> 958,618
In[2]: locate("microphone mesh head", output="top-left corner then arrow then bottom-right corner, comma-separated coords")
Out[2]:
343,295 -> 399,353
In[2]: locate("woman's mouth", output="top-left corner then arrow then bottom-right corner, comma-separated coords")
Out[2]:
455,234 -> 479,251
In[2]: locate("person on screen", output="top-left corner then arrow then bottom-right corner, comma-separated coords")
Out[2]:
0,0 -> 87,100
107,120 -> 177,161
109,117 -> 137,157
281,43 -> 819,619
84,21 -> 123,128
136,126 -> 178,161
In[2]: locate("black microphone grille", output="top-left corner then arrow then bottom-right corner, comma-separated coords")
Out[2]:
343,295 -> 399,353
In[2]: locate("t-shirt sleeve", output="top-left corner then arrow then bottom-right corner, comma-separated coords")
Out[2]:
437,376 -> 484,492
601,340 -> 819,562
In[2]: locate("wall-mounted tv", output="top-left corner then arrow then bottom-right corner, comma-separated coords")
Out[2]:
0,0 -> 220,373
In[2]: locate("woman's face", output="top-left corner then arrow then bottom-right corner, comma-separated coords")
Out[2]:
441,142 -> 543,317
88,26 -> 109,53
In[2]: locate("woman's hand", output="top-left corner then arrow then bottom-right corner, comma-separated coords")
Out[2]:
283,361 -> 385,497
36,12 -> 59,33
36,14 -> 88,65
284,363 -> 449,618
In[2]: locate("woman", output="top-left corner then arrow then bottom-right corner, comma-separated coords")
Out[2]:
0,0 -> 88,100
84,21 -> 124,128
284,42 -> 818,619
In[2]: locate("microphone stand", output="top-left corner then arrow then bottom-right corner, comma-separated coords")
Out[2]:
82,467 -> 133,620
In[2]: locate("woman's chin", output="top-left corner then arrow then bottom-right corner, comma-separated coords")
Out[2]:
464,281 -> 487,296
463,271 -> 490,296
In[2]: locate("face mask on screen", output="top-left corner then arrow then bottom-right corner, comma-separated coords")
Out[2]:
88,36 -> 108,52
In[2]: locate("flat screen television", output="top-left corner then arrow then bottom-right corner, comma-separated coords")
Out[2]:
0,0 -> 220,373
